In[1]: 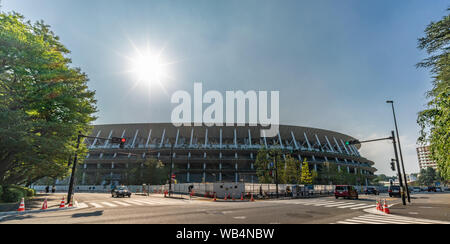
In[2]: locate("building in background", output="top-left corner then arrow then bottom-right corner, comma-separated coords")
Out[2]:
79,123 -> 377,185
416,145 -> 437,170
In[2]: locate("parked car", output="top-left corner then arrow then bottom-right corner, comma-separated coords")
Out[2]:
427,186 -> 437,192
364,187 -> 379,195
412,187 -> 421,193
388,185 -> 401,197
112,186 -> 132,198
335,185 -> 358,200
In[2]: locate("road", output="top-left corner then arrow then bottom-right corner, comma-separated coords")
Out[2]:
1,192 -> 449,224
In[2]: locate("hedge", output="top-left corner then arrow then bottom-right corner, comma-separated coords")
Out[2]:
0,185 -> 35,203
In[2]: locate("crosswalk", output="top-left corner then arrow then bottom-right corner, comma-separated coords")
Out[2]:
77,197 -> 192,209
334,214 -> 450,224
268,199 -> 376,210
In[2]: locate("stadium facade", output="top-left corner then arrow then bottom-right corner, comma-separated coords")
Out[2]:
80,123 -> 377,185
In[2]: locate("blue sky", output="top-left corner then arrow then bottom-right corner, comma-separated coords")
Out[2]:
2,0 -> 448,175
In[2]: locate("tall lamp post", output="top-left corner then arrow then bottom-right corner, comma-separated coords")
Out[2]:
386,100 -> 411,203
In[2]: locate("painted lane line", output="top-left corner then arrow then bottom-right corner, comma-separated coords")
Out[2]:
77,203 -> 89,208
360,214 -> 449,224
124,200 -> 145,206
354,216 -> 432,224
89,203 -> 103,208
130,199 -> 162,205
351,205 -> 376,210
323,203 -> 359,208
336,218 -> 385,224
101,202 -> 118,207
338,204 -> 369,209
112,201 -> 131,206
233,216 -> 247,220
336,221 -> 358,224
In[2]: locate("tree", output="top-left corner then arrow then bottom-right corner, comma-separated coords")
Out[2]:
0,12 -> 97,185
418,167 -> 437,186
300,159 -> 313,185
416,8 -> 450,181
280,155 -> 301,184
125,159 -> 169,185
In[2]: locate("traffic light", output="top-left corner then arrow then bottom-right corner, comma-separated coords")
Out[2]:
111,137 -> 126,149
390,159 -> 396,171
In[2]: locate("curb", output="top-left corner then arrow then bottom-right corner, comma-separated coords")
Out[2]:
0,201 -> 87,219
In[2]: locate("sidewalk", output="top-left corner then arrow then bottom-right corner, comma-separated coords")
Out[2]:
0,193 -> 73,215
383,193 -> 450,222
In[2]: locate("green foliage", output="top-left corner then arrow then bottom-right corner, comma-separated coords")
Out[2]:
417,8 -> 450,180
254,148 -> 302,184
300,159 -> 313,185
0,185 -> 3,201
0,12 -> 97,185
125,159 -> 170,185
418,167 -> 438,186
0,185 -> 34,202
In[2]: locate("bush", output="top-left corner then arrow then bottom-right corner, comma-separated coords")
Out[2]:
2,187 -> 25,203
1,185 -> 35,203
0,185 -> 3,201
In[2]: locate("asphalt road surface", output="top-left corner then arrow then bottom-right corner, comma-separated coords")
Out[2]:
1,192 -> 449,224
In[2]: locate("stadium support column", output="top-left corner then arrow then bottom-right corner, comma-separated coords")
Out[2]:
187,153 -> 190,183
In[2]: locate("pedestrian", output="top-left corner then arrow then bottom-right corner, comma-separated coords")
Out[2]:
51,186 -> 55,193
45,186 -> 49,193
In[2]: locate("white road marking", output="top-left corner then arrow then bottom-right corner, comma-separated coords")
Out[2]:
351,205 -> 376,210
112,201 -> 131,206
338,203 -> 369,209
77,203 -> 89,208
124,200 -> 145,206
233,216 -> 247,220
353,216 -> 432,224
89,203 -> 103,208
335,214 -> 450,224
101,202 -> 118,207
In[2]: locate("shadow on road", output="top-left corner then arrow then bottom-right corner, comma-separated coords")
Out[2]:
72,211 -> 104,218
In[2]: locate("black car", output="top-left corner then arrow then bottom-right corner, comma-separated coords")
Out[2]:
365,187 -> 379,195
388,185 -> 401,197
112,186 -> 132,198
427,186 -> 437,192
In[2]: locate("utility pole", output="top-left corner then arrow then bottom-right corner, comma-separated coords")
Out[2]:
67,132 -> 82,205
67,132 -> 126,205
387,100 -> 410,203
168,142 -> 174,197
391,130 -> 406,205
274,152 -> 279,199
346,131 -> 407,205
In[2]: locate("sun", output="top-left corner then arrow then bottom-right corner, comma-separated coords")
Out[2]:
129,49 -> 168,85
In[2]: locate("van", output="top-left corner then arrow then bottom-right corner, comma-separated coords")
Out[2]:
335,185 -> 358,200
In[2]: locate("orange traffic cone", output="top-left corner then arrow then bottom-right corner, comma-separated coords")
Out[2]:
224,194 -> 228,201
383,199 -> 390,214
232,194 -> 235,201
17,198 -> 25,212
41,198 -> 48,210
68,196 -> 74,208
250,194 -> 255,202
59,197 -> 66,208
376,199 -> 380,211
240,193 -> 244,201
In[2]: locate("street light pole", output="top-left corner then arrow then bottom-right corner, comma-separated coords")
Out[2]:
67,132 -> 82,205
391,130 -> 406,206
387,100 -> 410,203
168,142 -> 174,197
274,152 -> 279,199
